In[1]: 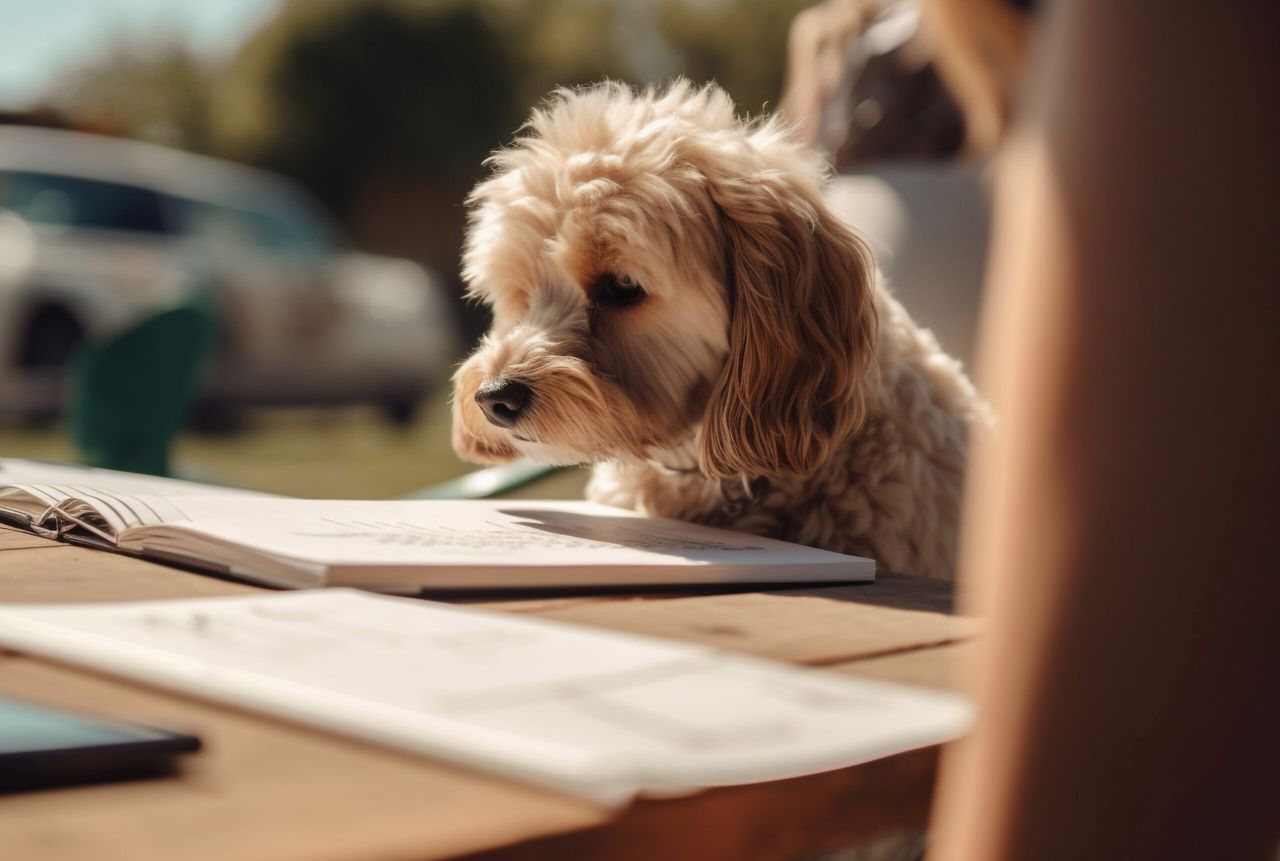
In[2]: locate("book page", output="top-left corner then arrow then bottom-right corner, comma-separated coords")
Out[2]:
0,459 -> 271,539
120,497 -> 875,584
0,590 -> 972,804
127,496 -> 854,562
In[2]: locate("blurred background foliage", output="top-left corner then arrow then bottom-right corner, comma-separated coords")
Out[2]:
40,0 -> 809,341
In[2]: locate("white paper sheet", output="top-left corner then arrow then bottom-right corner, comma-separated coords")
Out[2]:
0,590 -> 972,805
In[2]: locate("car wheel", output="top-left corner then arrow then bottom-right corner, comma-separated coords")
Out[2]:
381,398 -> 420,428
186,400 -> 248,436
18,305 -> 85,425
21,305 -> 85,369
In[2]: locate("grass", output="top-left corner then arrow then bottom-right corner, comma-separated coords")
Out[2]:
0,390 -> 590,500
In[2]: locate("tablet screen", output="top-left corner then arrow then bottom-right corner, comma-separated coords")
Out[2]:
0,695 -> 200,791
0,696 -> 164,751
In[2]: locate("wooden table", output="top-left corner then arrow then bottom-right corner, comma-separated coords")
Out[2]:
0,524 -> 977,861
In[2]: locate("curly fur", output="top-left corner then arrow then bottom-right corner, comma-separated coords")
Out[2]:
453,81 -> 986,580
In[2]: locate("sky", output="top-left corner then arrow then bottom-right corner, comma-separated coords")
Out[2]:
0,0 -> 278,109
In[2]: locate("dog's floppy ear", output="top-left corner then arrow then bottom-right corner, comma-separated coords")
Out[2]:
699,149 -> 878,480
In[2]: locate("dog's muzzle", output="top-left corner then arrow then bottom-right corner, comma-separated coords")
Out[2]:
475,379 -> 532,428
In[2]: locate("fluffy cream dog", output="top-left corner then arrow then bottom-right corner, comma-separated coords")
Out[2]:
452,81 -> 985,580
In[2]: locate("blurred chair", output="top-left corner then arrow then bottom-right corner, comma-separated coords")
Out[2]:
68,301 -> 217,477
69,299 -> 558,494
67,297 -> 559,496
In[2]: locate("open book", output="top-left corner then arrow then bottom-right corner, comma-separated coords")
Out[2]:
0,460 -> 874,591
0,589 -> 969,804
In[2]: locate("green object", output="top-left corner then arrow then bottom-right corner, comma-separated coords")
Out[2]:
403,459 -> 558,500
68,303 -> 217,477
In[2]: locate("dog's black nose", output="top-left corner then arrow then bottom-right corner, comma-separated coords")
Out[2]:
476,379 -> 532,428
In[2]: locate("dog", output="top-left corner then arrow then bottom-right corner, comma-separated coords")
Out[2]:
452,81 -> 985,580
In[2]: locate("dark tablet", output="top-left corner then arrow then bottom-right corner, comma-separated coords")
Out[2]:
0,694 -> 201,793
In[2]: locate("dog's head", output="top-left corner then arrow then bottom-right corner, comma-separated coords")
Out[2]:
453,81 -> 877,480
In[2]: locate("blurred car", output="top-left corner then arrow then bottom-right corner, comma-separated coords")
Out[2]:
0,125 -> 459,426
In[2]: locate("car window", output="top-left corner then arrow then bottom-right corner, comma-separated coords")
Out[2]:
0,170 -> 170,234
174,196 -> 332,257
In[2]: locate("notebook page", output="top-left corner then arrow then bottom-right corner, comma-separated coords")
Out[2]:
0,590 -> 971,804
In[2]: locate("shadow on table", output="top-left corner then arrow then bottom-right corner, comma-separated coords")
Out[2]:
778,572 -> 956,615
431,574 -> 955,616
423,505 -> 955,615
499,507 -> 957,614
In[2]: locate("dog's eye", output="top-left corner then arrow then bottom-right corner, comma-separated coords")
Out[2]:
592,272 -> 645,306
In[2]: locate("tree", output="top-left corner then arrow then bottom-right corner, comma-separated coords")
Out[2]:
659,0 -> 813,113
211,0 -> 521,214
42,38 -> 214,150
